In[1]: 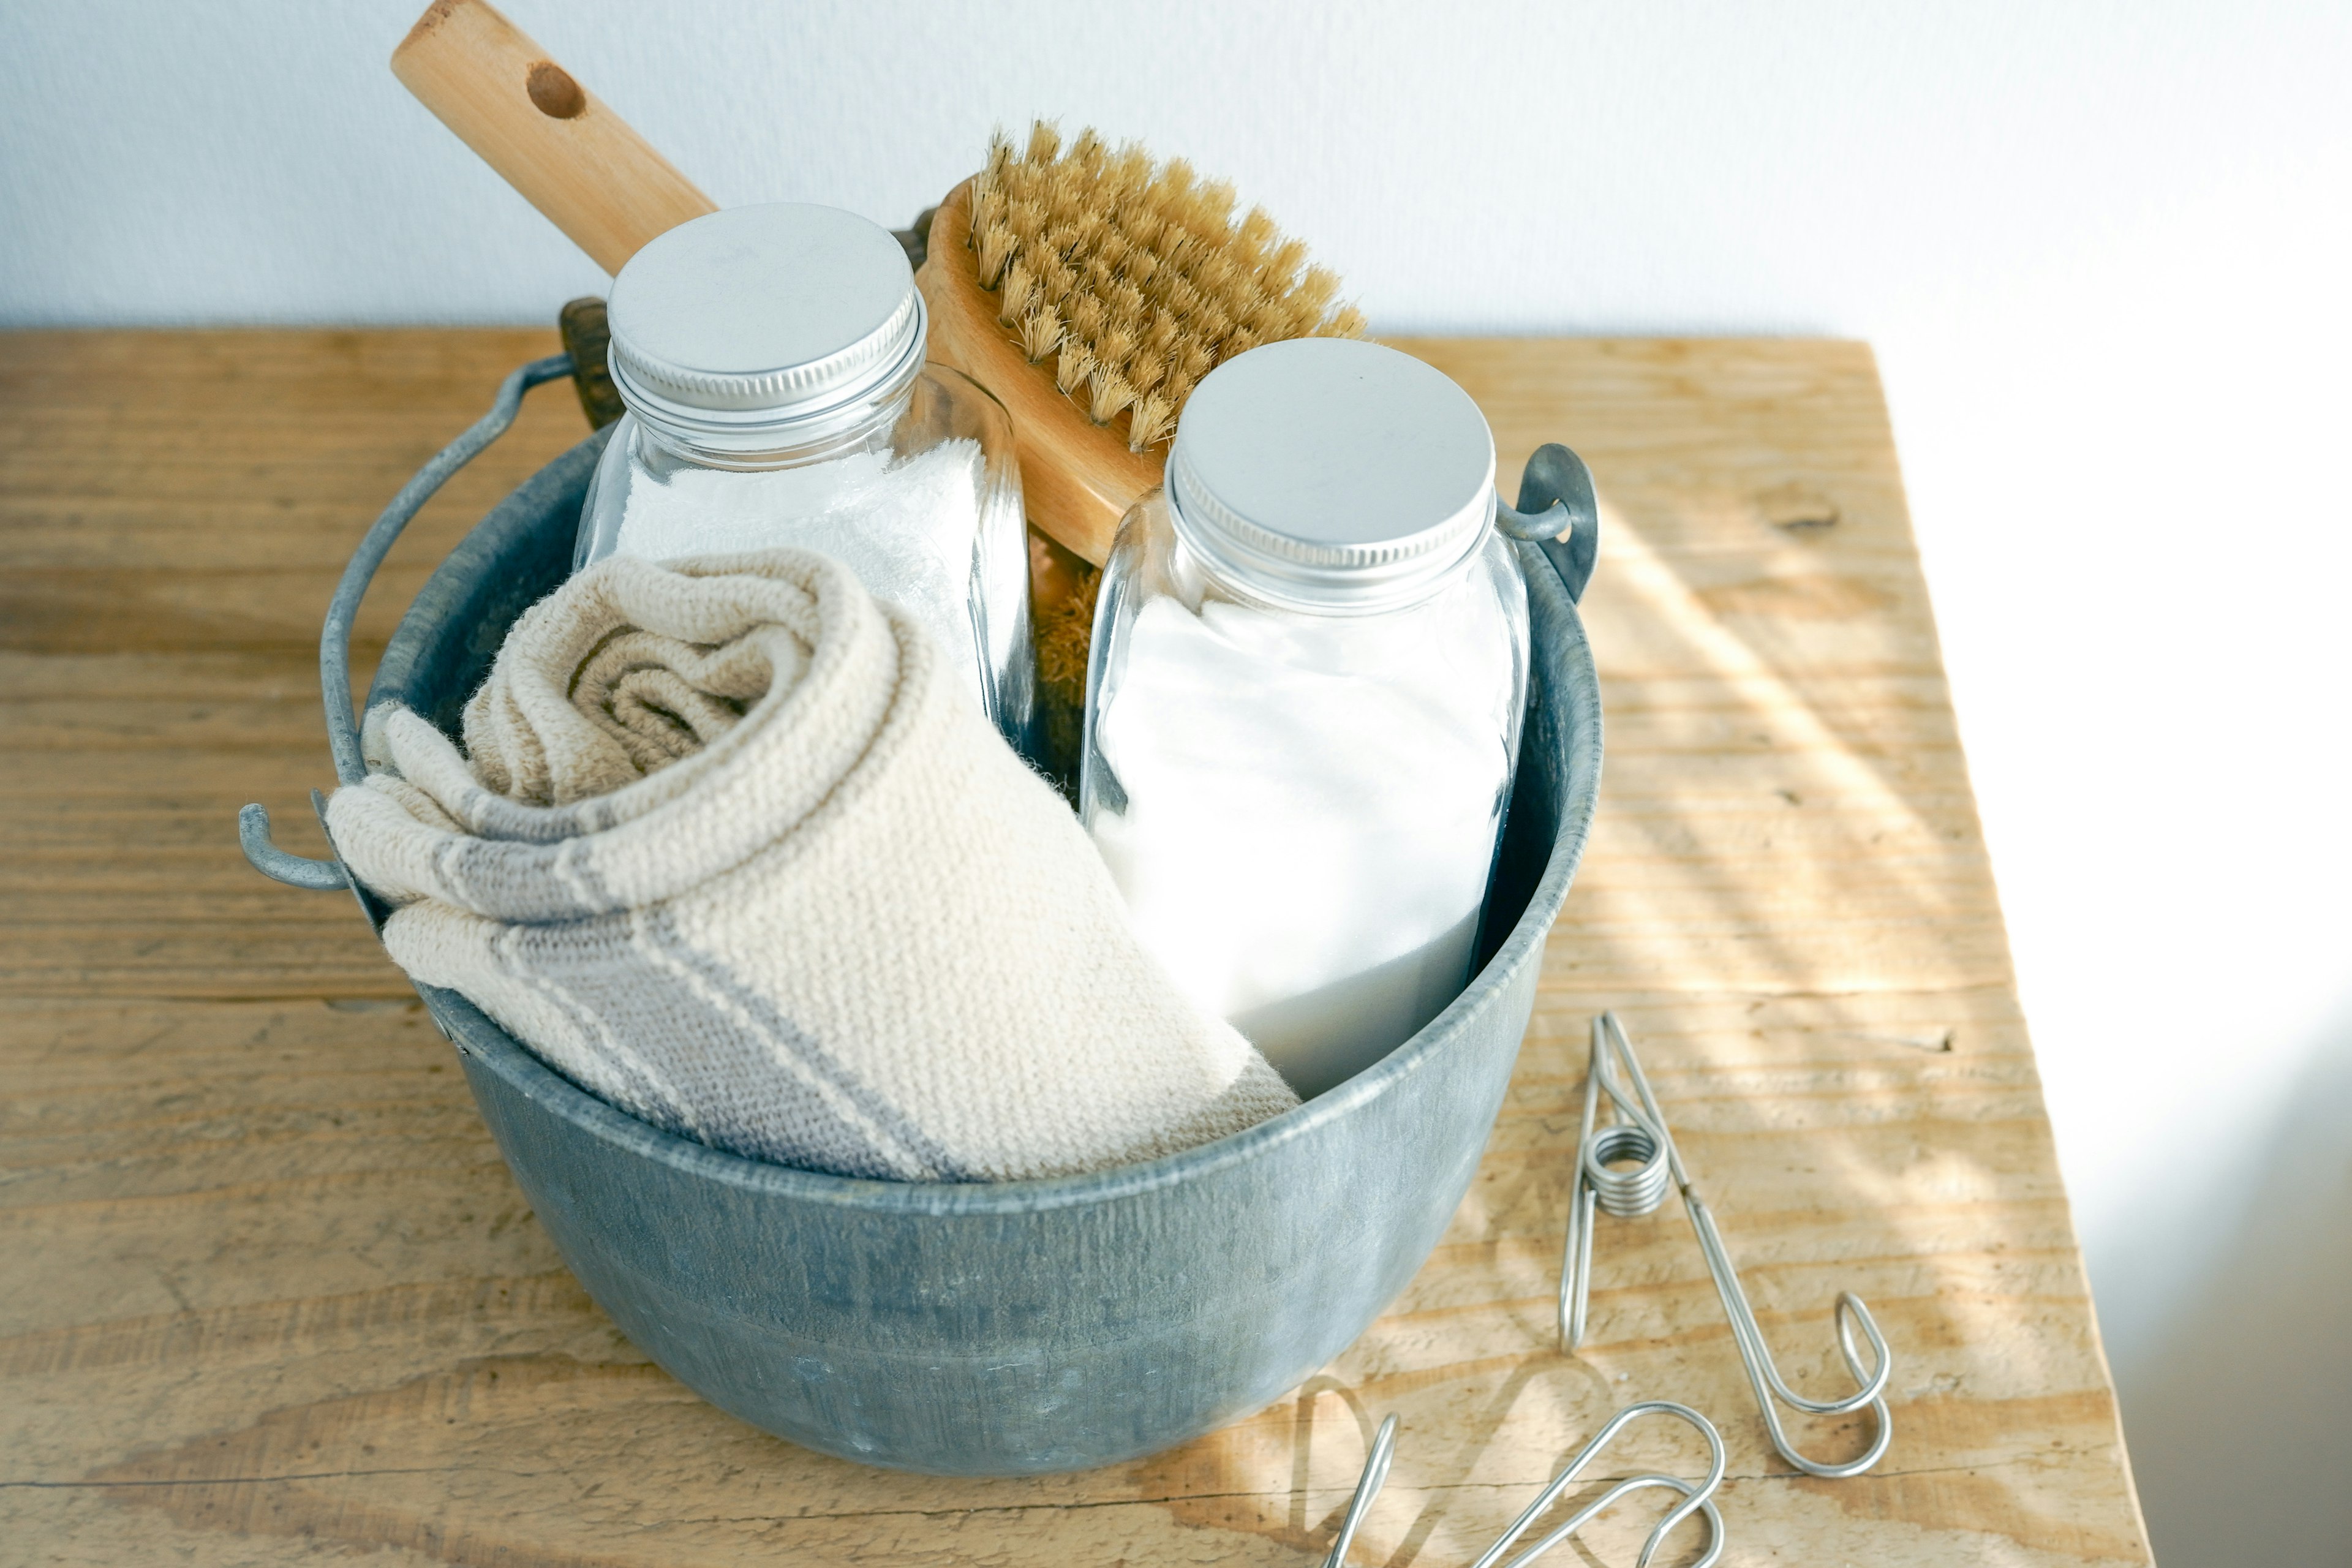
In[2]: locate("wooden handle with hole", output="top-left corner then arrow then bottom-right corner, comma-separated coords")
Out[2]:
393,0 -> 716,274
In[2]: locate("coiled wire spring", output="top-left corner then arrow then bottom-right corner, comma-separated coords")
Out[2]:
1582,1121 -> 1671,1219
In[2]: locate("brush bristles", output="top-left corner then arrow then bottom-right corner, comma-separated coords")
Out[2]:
1016,306 -> 1063,363
1054,342 -> 1095,398
1087,369 -> 1134,424
967,120 -> 1365,451
972,213 -> 1016,288
1035,562 -> 1102,696
1128,392 -> 1176,449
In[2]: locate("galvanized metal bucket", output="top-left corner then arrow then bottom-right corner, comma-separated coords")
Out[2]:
241,358 -> 1604,1475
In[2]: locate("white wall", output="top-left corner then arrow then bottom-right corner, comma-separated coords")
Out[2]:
6,2 -> 2347,1557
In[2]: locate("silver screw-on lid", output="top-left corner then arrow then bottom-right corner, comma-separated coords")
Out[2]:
607,203 -> 924,445
1167,338 -> 1497,610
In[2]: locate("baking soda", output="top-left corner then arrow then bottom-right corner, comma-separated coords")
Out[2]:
1089,567 -> 1521,1098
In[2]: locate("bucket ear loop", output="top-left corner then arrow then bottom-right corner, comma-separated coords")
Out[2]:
241,353 -> 577,894
1561,1012 -> 1893,1479
1321,1403 -> 1725,1568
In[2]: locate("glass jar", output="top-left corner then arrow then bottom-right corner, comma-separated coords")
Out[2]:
576,203 -> 1035,754
1080,339 -> 1530,1100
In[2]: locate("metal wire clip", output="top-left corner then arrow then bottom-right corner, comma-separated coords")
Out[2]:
1560,1012 -> 1893,1479
1322,1402 -> 1725,1568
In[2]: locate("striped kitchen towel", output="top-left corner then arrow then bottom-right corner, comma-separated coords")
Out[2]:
325,549 -> 1295,1182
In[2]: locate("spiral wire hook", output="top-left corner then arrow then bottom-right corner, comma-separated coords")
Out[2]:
1559,1012 -> 1894,1479
1322,1403 -> 1725,1568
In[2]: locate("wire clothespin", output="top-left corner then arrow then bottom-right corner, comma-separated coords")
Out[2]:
1322,1403 -> 1725,1568
1561,1012 -> 1894,1479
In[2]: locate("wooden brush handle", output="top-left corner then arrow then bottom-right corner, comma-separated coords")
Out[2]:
393,0 -> 716,273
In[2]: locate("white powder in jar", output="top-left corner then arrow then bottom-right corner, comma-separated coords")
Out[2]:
1089,571 -> 1521,1098
612,439 -> 988,704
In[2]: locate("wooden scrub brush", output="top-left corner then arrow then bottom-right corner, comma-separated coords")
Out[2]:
915,124 -> 1365,753
917,123 -> 1364,564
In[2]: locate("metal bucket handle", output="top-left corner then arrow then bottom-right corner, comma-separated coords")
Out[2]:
237,357 -> 1599,895
1494,441 -> 1602,600
237,353 -> 575,896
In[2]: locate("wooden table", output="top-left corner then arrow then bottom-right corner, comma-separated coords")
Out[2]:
0,331 -> 2151,1566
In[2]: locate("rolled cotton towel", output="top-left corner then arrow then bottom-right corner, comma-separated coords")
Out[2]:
326,549 -> 1298,1182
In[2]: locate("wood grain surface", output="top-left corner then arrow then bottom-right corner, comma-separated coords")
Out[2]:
0,330 -> 2152,1566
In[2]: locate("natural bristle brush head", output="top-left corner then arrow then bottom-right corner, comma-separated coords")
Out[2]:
915,121 -> 1365,571
912,121 -> 1365,793
967,124 -> 1365,454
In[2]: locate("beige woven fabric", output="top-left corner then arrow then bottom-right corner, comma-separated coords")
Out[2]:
326,549 -> 1297,1182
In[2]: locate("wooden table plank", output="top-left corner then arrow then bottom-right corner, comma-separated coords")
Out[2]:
0,330 -> 2150,1565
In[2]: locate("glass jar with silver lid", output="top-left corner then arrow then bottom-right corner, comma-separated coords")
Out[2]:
1080,337 -> 1531,1099
576,203 -> 1035,752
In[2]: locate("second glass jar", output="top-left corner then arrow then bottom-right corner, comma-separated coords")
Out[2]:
1080,339 -> 1531,1100
576,203 -> 1035,754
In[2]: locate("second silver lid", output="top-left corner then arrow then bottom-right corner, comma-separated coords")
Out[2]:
607,203 -> 924,445
1167,338 -> 1497,610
